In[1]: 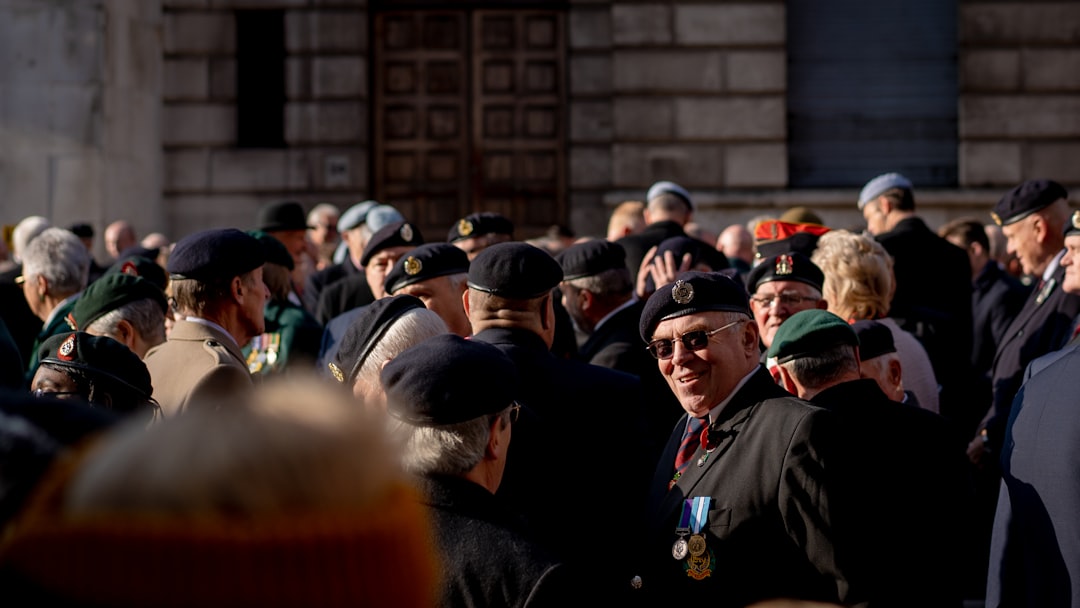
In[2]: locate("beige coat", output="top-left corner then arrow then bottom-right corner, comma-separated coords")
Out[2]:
144,319 -> 252,417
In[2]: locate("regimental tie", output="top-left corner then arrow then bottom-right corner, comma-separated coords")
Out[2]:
672,416 -> 709,485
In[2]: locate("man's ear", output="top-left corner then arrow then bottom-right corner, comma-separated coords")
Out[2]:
888,358 -> 903,387
540,294 -> 554,331
1032,215 -> 1048,244
579,288 -> 594,313
462,289 -> 472,317
878,197 -> 894,216
231,276 -> 245,304
775,364 -> 798,395
485,415 -> 508,460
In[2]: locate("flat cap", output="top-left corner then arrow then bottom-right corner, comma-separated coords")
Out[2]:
382,334 -> 519,427
105,256 -> 168,291
746,252 -> 825,293
852,320 -> 897,361
639,271 -> 751,341
167,228 -> 265,282
329,294 -> 426,386
767,309 -> 857,364
248,230 -> 295,270
337,200 -> 379,232
646,180 -> 693,212
38,332 -> 153,400
70,274 -> 167,331
256,200 -> 310,232
991,179 -> 1068,227
385,243 -> 470,295
467,242 -> 563,299
359,221 -> 424,267
858,172 -> 913,209
447,212 -> 514,243
556,240 -> 626,281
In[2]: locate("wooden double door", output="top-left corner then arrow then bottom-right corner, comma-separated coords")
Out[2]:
373,9 -> 566,240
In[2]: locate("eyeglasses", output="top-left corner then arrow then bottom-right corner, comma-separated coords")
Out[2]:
646,320 -> 743,360
32,389 -> 83,399
509,403 -> 521,423
750,293 -> 819,309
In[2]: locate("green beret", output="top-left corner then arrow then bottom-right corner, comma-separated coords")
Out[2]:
105,256 -> 168,291
37,332 -> 153,400
247,230 -> 295,270
71,274 -> 167,331
767,309 -> 858,364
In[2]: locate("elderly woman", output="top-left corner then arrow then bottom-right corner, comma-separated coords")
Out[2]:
812,229 -> 940,413
20,227 -> 91,377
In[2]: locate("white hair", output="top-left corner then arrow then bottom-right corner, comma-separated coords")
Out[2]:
354,308 -> 448,392
307,203 -> 339,225
21,227 -> 90,295
88,299 -> 167,347
12,216 -> 51,263
395,407 -> 510,476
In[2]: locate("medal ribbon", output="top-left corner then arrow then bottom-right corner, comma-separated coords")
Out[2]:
677,499 -> 693,531
689,496 -> 711,534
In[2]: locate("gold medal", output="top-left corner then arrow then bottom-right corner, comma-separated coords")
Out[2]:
683,545 -> 715,580
688,534 -> 706,557
672,537 -> 688,560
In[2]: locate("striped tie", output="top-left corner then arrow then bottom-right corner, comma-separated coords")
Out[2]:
674,416 -> 708,480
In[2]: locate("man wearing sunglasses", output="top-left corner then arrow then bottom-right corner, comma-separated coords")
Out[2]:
633,271 -> 863,606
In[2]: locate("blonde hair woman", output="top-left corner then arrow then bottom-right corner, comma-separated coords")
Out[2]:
812,230 -> 940,413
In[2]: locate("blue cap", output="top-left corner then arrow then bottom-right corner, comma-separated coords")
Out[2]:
646,181 -> 693,211
858,173 -> 913,209
167,228 -> 264,282
337,200 -> 379,233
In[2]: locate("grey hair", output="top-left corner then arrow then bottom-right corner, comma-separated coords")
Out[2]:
11,216 -> 51,262
565,267 -> 633,298
307,203 -> 339,225
354,307 -> 448,392
779,344 -> 859,391
87,298 -> 167,346
22,227 -> 90,295
396,407 -> 510,476
446,272 -> 468,292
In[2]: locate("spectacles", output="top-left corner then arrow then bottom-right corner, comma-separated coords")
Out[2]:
646,320 -> 742,360
509,403 -> 521,424
750,293 -> 819,308
32,389 -> 82,399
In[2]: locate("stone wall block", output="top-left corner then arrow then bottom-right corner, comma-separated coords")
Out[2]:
210,149 -> 288,191
570,55 -> 611,95
613,98 -> 673,139
962,4 -> 1080,45
286,10 -> 365,53
960,50 -> 1020,91
313,56 -> 366,99
958,142 -> 1022,187
164,59 -> 208,100
613,51 -> 723,92
162,104 -> 236,146
165,149 -> 210,192
165,13 -> 236,55
675,4 -> 785,45
285,102 -> 365,144
1026,142 -> 1080,183
726,51 -> 785,93
1023,49 -> 1080,91
724,143 -> 787,187
612,4 -> 671,45
570,100 -> 613,142
209,58 -> 236,100
569,146 -> 613,188
961,96 -> 1080,137
612,143 -> 723,188
674,97 -> 786,140
570,8 -> 611,50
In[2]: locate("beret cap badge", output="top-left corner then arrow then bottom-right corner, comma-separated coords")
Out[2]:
991,212 -> 1003,227
400,224 -> 414,242
775,254 -> 793,276
328,362 -> 345,383
58,334 -> 76,360
671,280 -> 694,305
1072,211 -> 1080,230
120,260 -> 138,276
404,256 -> 422,276
458,219 -> 474,237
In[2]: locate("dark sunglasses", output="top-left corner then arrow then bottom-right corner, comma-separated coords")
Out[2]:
646,320 -> 742,360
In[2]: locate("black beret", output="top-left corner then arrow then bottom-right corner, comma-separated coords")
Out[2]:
70,274 -> 167,331
105,256 -> 168,291
467,242 -> 563,299
37,332 -> 153,400
385,243 -> 470,295
359,221 -> 424,267
248,230 -> 295,270
556,240 -> 626,281
746,252 -> 824,293
256,200 -> 310,232
766,309 -> 857,364
1066,210 -> 1080,238
329,294 -> 426,386
447,212 -> 514,243
639,271 -> 751,341
167,228 -> 265,282
68,223 -> 94,238
991,179 -> 1068,226
852,320 -> 897,361
382,334 -> 519,427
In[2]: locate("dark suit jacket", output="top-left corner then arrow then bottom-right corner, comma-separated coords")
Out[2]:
302,257 -> 361,313
987,347 -> 1080,608
615,220 -> 686,277
875,217 -> 974,427
472,327 -> 651,593
314,273 -> 375,325
418,474 -> 580,608
811,379 -> 970,608
985,262 -> 1080,451
971,263 -> 1030,424
577,299 -> 678,455
638,367 -> 861,607
0,273 -> 43,373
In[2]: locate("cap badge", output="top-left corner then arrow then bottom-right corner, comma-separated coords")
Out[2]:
458,218 -> 474,237
65,313 -> 78,331
775,254 -> 793,276
57,334 -> 76,361
328,362 -> 345,383
1072,211 -> 1080,230
404,256 -> 422,276
991,211 -> 1003,227
671,280 -> 695,305
400,224 -> 414,242
120,260 -> 139,276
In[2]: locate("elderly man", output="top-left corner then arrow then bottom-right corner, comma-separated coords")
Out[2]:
769,309 -> 969,608
384,242 -> 471,337
616,180 -> 694,275
465,242 -> 651,595
329,294 -> 446,408
382,333 -> 579,606
447,211 -> 515,260
746,251 -> 828,354
143,228 -> 268,416
69,273 -> 167,359
634,271 -> 860,606
103,220 -> 137,261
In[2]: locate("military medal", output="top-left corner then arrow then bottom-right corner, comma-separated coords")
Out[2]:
1035,277 -> 1056,306
682,496 -> 714,579
688,534 -> 706,557
672,499 -> 692,560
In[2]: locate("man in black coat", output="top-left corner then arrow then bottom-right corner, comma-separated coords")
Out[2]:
633,272 -> 863,607
771,309 -> 971,608
465,242 -> 652,597
858,172 -> 975,430
382,334 -> 579,608
616,180 -> 693,276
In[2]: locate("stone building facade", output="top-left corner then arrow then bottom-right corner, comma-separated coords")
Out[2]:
2,0 -> 1078,251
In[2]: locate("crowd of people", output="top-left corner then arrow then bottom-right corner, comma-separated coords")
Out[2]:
0,175 -> 1077,607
